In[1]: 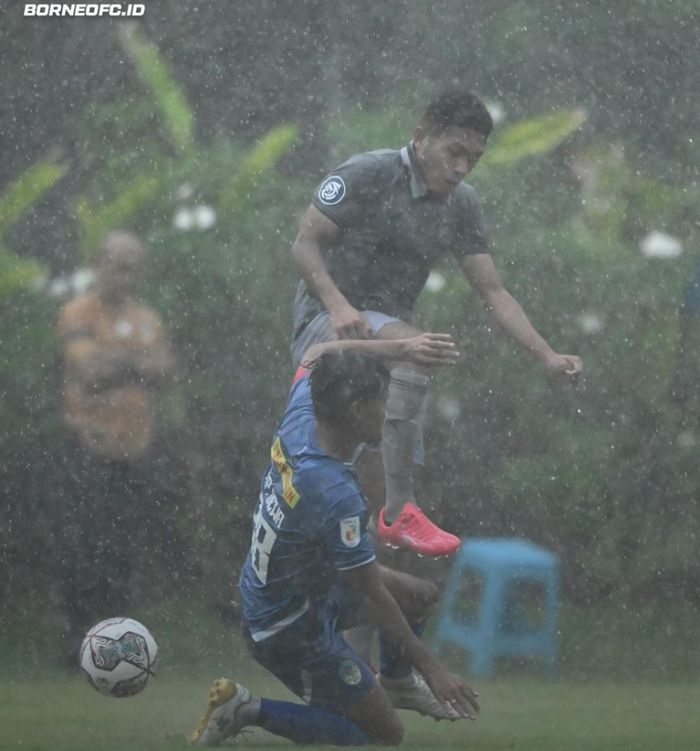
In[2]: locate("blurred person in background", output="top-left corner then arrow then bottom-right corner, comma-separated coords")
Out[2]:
55,230 -> 178,660
290,90 -> 582,558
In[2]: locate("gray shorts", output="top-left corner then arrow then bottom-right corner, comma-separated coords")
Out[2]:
291,310 -> 400,368
291,310 -> 425,465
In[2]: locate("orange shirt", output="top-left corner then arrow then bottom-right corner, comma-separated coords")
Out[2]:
58,292 -> 168,462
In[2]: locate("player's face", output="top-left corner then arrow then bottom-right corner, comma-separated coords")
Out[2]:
413,126 -> 487,196
352,388 -> 389,447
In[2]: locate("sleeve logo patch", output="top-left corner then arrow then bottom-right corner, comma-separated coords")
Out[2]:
318,176 -> 346,205
340,516 -> 361,548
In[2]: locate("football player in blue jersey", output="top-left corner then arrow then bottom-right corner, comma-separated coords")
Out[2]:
190,333 -> 480,747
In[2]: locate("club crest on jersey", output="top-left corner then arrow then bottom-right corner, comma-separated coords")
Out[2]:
318,176 -> 346,205
339,658 -> 363,685
340,516 -> 361,548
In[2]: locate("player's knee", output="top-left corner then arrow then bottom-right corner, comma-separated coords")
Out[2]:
411,579 -> 439,618
385,368 -> 431,426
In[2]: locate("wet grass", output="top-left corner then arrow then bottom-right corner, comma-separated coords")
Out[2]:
4,599 -> 700,749
3,670 -> 700,751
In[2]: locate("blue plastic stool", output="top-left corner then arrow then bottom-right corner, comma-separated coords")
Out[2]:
433,538 -> 559,676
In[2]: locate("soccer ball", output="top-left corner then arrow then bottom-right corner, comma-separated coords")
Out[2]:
79,617 -> 158,698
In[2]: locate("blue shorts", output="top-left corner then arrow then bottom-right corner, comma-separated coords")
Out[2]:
243,586 -> 376,711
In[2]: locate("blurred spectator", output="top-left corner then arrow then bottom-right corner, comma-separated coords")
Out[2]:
55,231 -> 178,660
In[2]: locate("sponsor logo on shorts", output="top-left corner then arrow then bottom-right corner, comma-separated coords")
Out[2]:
340,516 -> 361,548
318,176 -> 346,206
339,658 -> 362,686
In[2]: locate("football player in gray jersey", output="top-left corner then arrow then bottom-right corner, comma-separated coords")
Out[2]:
291,91 -> 582,557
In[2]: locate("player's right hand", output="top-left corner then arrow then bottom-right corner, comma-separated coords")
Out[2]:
329,302 -> 371,340
403,333 -> 459,366
544,352 -> 583,376
423,666 -> 480,720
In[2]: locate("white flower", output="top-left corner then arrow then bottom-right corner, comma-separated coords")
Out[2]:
640,231 -> 683,259
173,207 -> 195,231
194,205 -> 217,230
48,276 -> 71,298
425,271 -> 446,293
71,267 -> 95,295
578,312 -> 604,334
485,100 -> 506,125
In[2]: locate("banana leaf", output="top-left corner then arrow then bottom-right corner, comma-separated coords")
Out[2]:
0,161 -> 67,236
484,108 -> 586,166
118,24 -> 194,155
75,173 -> 163,259
219,124 -> 297,211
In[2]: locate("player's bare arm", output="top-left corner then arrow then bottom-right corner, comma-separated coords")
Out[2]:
340,561 -> 480,720
301,332 -> 459,369
291,205 -> 370,339
461,253 -> 583,376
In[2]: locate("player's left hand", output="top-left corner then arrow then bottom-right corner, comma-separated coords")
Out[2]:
544,352 -> 583,376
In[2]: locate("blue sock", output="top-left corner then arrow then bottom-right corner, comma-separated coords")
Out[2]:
379,621 -> 426,679
258,698 -> 368,746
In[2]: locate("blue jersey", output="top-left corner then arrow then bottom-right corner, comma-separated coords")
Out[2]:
239,373 -> 375,641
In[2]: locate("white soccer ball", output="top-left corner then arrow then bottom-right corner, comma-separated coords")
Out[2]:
79,617 -> 158,698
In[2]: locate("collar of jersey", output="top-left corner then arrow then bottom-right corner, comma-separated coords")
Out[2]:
401,142 -> 429,199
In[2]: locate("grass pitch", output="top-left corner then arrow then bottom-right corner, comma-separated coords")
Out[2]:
3,672 -> 700,751
4,601 -> 700,750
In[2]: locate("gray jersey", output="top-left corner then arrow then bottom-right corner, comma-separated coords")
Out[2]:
292,143 -> 490,337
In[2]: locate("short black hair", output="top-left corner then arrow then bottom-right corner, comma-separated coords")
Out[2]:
309,350 -> 390,423
420,91 -> 493,137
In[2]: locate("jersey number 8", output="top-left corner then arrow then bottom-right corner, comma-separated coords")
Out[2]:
251,506 -> 277,585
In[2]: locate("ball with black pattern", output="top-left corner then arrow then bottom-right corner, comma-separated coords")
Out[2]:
79,617 -> 158,698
